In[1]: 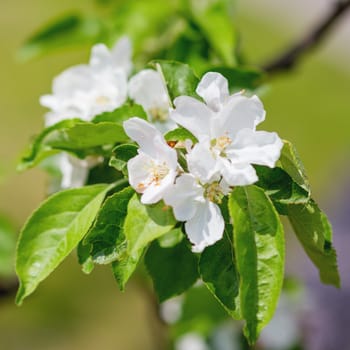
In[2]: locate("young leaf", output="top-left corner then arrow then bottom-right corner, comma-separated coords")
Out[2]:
109,144 -> 138,176
287,200 -> 340,287
0,216 -> 16,278
150,60 -> 199,101
77,240 -> 94,274
190,0 -> 236,66
112,194 -> 176,290
19,14 -> 102,61
199,234 -> 240,319
229,185 -> 285,344
145,240 -> 199,302
92,103 -> 147,123
19,120 -> 129,170
164,127 -> 198,144
15,184 -> 111,305
84,187 -> 135,264
124,195 -> 176,256
279,140 -> 310,194
255,165 -> 309,214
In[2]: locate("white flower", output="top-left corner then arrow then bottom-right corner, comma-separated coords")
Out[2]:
40,37 -> 132,126
123,117 -> 178,204
128,69 -> 176,132
164,173 -> 226,253
170,72 -> 283,186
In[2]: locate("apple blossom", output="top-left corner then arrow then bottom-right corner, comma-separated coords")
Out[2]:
123,117 -> 178,204
170,72 -> 283,186
128,69 -> 176,132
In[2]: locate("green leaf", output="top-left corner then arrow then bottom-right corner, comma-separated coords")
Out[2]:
199,234 -> 240,319
255,165 -> 309,214
109,144 -> 138,176
124,195 -> 176,255
19,13 -> 103,61
112,194 -> 176,290
164,127 -> 198,144
92,103 -> 147,123
150,60 -> 199,101
190,0 -> 236,66
145,240 -> 198,302
287,200 -> 340,287
77,240 -> 94,274
15,184 -> 111,305
203,66 -> 265,90
0,216 -> 16,278
84,187 -> 135,264
229,185 -> 285,344
279,140 -> 310,194
19,120 -> 129,170
158,228 -> 184,248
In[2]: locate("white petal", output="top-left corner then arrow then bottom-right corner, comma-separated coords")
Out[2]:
141,170 -> 177,204
187,142 -> 219,184
196,72 -> 229,112
164,174 -> 204,221
59,154 -> 89,189
219,158 -> 258,186
89,43 -> 111,70
211,94 -> 265,139
185,201 -> 224,253
123,117 -> 177,167
229,129 -> 283,168
127,152 -> 153,192
111,36 -> 133,75
171,96 -> 213,141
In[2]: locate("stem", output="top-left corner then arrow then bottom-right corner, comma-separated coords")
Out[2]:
262,0 -> 350,74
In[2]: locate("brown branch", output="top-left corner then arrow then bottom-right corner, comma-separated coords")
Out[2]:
262,0 -> 350,74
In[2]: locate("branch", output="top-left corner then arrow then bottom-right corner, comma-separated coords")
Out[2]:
262,1 -> 350,74
0,278 -> 18,299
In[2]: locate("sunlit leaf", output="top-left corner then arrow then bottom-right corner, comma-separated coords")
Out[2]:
16,184 -> 111,304
229,185 -> 285,344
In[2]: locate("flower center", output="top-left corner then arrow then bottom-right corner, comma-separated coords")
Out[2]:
204,181 -> 225,204
210,134 -> 232,157
95,95 -> 111,105
137,161 -> 170,191
149,107 -> 168,122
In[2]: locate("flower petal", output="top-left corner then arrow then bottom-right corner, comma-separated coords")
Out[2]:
187,142 -> 219,184
185,201 -> 224,253
219,158 -> 258,186
171,96 -> 213,141
141,170 -> 177,204
211,94 -> 266,139
164,174 -> 204,221
196,72 -> 229,112
123,117 -> 177,166
228,129 -> 283,168
111,36 -> 133,75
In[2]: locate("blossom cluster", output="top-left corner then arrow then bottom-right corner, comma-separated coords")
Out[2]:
41,37 -> 283,252
124,73 -> 283,252
41,37 -> 173,188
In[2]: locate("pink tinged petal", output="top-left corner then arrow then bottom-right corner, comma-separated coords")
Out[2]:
164,174 -> 204,221
196,72 -> 229,112
187,142 -> 220,184
219,158 -> 258,186
123,118 -> 177,166
212,94 -> 266,139
127,152 -> 155,192
185,202 -> 224,253
229,129 -> 283,168
171,96 -> 213,142
141,170 -> 177,204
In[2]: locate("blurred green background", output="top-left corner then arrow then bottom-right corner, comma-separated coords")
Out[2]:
0,0 -> 349,349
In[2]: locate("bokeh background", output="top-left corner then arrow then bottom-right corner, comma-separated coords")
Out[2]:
1,0 -> 349,349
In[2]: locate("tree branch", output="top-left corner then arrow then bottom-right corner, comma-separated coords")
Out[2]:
262,0 -> 350,74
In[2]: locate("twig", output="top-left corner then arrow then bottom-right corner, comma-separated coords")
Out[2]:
262,0 -> 350,74
0,278 -> 18,299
